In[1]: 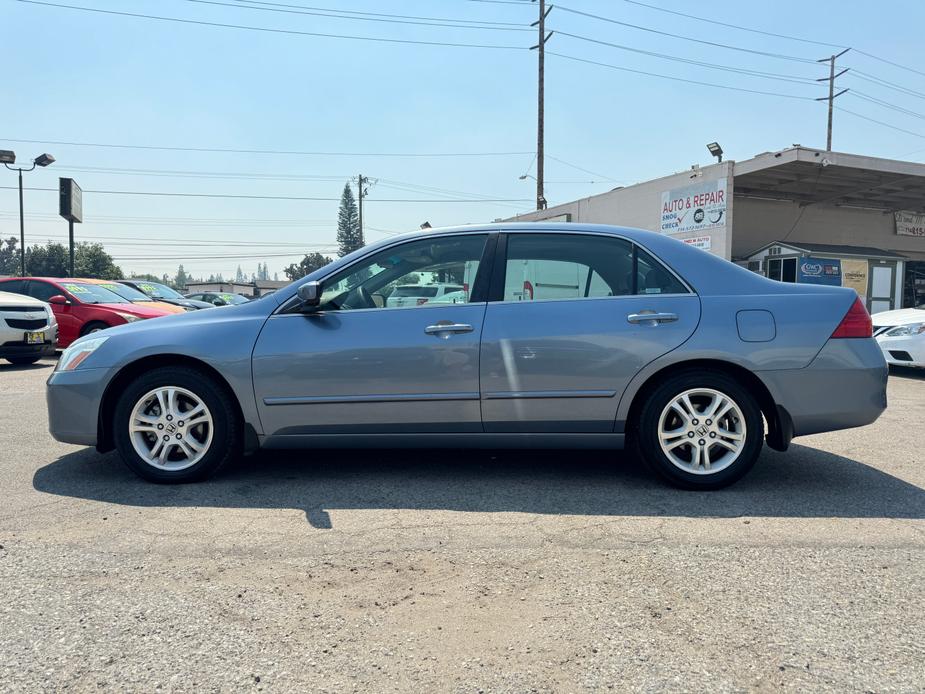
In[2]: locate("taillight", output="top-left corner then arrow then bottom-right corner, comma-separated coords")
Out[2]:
831,297 -> 872,338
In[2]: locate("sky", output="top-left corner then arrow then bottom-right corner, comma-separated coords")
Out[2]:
3,0 -> 925,281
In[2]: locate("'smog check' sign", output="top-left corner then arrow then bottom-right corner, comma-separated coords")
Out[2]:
660,180 -> 727,235
895,210 -> 925,237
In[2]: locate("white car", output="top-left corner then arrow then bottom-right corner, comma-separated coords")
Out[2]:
386,283 -> 464,308
0,290 -> 58,365
872,305 -> 925,368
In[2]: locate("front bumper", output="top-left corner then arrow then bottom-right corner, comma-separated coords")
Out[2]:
875,334 -> 925,368
46,366 -> 112,446
0,340 -> 57,358
757,338 -> 888,438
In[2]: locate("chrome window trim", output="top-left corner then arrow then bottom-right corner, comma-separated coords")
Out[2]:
276,227 -> 696,315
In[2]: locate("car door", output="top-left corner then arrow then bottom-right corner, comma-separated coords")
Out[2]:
25,280 -> 81,346
252,232 -> 493,436
479,232 -> 701,433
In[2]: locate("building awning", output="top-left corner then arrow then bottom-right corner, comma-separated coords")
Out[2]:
747,240 -> 908,260
733,148 -> 925,212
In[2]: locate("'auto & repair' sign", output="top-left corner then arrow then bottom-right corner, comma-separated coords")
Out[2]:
660,179 -> 727,235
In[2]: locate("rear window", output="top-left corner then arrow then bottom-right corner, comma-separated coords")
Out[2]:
392,286 -> 439,298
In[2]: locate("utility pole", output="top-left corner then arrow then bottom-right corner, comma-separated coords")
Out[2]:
17,168 -> 25,276
816,48 -> 850,151
531,0 -> 553,211
356,174 -> 369,244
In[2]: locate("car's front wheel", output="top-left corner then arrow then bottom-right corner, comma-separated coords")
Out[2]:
636,370 -> 763,490
112,366 -> 240,483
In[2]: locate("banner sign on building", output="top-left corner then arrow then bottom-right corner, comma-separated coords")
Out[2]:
841,259 -> 869,300
895,210 -> 925,237
660,179 -> 727,235
798,258 -> 842,286
682,235 -> 712,251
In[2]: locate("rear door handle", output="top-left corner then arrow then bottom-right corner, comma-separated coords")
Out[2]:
627,312 -> 679,325
425,322 -> 474,337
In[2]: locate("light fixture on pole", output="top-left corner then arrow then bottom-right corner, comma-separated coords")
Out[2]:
707,142 -> 723,163
519,173 -> 547,209
3,151 -> 55,276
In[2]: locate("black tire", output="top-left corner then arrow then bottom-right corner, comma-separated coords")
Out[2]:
5,356 -> 41,365
635,369 -> 763,490
80,321 -> 110,337
112,366 -> 240,483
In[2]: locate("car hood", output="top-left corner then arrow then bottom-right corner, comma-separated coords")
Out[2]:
132,300 -> 187,314
0,290 -> 47,310
94,302 -> 177,318
871,308 -> 925,326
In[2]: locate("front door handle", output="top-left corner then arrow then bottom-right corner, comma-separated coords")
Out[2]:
627,312 -> 679,325
425,322 -> 474,338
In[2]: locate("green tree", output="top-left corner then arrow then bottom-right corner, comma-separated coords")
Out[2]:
235,265 -> 245,283
75,243 -> 123,279
23,241 -> 122,279
284,252 -> 333,281
24,242 -> 69,276
0,236 -> 19,276
336,182 -> 363,257
174,264 -> 188,289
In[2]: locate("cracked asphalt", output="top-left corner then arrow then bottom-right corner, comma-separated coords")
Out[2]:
1,358 -> 923,692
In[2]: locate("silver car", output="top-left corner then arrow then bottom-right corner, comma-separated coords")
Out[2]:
46,224 -> 887,489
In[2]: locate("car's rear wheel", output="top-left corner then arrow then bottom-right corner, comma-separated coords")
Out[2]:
112,366 -> 239,483
636,370 -> 763,490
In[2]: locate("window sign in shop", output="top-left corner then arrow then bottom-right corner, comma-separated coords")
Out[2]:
841,259 -> 869,301
798,258 -> 842,286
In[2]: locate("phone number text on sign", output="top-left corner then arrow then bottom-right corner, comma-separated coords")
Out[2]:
660,180 -> 727,235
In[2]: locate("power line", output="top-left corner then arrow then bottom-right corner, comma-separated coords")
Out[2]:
547,51 -> 817,101
617,0 -> 846,50
546,155 -> 619,182
851,91 -> 925,122
554,4 -> 816,64
617,0 -> 924,82
0,185 -> 531,203
182,0 -> 531,31
553,31 -> 820,86
0,137 -> 533,158
13,0 -> 528,49
230,0 -> 528,26
848,69 -> 925,102
836,107 -> 925,140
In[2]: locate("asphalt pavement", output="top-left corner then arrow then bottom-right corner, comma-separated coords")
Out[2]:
1,358 -> 923,692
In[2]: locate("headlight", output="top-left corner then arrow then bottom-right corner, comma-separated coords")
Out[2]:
114,312 -> 141,323
57,335 -> 109,372
886,322 -> 925,337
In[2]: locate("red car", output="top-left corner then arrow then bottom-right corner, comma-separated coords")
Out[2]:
0,277 -> 176,348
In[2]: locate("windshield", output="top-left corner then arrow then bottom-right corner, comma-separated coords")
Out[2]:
96,282 -> 152,303
219,293 -> 250,305
134,281 -> 184,300
61,282 -> 131,304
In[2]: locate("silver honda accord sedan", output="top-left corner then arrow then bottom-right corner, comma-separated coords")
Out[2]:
46,224 -> 887,489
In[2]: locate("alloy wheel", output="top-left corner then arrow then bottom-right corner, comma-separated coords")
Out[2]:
657,388 -> 746,475
128,386 -> 214,471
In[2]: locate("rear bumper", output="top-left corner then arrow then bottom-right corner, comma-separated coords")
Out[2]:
46,366 -> 111,446
757,338 -> 888,437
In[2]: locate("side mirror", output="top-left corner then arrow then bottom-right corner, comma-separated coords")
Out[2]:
48,295 -> 69,305
297,281 -> 322,310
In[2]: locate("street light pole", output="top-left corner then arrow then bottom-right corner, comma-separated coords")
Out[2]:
3,152 -> 55,276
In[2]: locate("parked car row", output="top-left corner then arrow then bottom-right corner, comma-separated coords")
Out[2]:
0,277 -> 252,350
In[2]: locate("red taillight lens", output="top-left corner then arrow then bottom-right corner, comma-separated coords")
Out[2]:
831,297 -> 872,338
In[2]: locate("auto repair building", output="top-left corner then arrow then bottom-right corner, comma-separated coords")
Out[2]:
507,146 -> 925,313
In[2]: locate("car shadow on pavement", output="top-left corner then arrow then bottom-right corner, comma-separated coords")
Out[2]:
0,361 -> 55,373
33,444 -> 925,528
